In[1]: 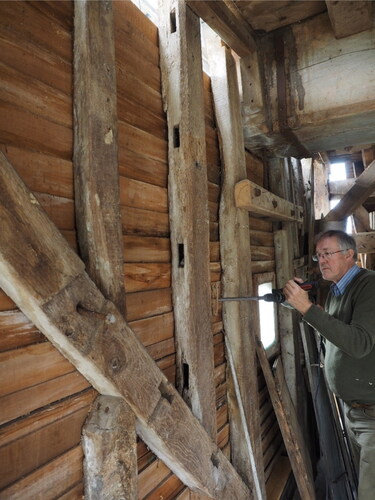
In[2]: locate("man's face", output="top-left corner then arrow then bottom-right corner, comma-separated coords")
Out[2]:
315,236 -> 355,283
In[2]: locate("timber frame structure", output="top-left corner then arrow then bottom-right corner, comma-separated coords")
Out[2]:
0,1 -> 375,499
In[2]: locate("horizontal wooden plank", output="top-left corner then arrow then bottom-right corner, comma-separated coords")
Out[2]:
116,67 -> 164,120
0,290 -> 16,312
124,235 -> 171,263
118,147 -> 167,188
235,180 -> 303,222
0,342 -> 75,397
28,1 -> 73,31
117,92 -> 167,141
0,60 -> 72,128
0,145 -> 73,199
34,192 -> 74,230
124,262 -> 171,293
0,370 -> 90,426
0,445 -> 83,500
249,216 -> 273,232
0,100 -> 72,159
0,390 -> 96,489
113,0 -> 158,50
251,246 -> 275,261
0,1 -> 72,63
251,260 -> 275,274
0,309 -> 43,352
138,458 -> 171,499
145,473 -> 184,500
0,25 -> 72,95
246,150 -> 264,186
120,177 -> 168,213
129,312 -> 174,347
250,230 -> 274,247
146,337 -> 176,362
121,206 -> 170,237
118,121 -> 167,164
125,288 -> 173,321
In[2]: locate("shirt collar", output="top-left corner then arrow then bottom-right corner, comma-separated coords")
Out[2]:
330,265 -> 361,296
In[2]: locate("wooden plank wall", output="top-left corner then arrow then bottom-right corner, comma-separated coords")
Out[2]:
0,1 -> 229,498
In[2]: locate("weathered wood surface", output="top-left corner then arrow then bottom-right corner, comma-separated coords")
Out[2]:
326,0 -> 373,39
0,153 -> 249,499
325,160 -> 375,221
186,0 -> 257,58
256,340 -> 316,500
82,396 -> 137,499
354,232 -> 375,254
204,26 -> 265,498
235,179 -> 303,222
73,2 -> 137,498
159,0 -> 216,439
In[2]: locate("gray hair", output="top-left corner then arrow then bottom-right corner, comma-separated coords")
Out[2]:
315,230 -> 357,260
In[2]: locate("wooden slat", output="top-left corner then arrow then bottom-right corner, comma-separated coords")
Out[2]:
118,121 -> 167,164
120,177 -> 168,213
0,100 -> 72,159
124,262 -> 171,292
235,179 -> 303,222
124,235 -> 171,263
0,445 -> 83,500
121,206 -> 170,237
0,1 -> 72,62
118,148 -> 167,188
0,309 -> 43,351
0,370 -> 90,426
0,391 -> 96,489
0,342 -> 75,397
0,145 -> 73,199
129,312 -> 174,347
125,289 -> 172,321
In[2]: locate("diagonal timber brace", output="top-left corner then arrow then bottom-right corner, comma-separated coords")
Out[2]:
0,152 -> 250,498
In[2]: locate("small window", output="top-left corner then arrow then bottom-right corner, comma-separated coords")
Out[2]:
253,273 -> 279,355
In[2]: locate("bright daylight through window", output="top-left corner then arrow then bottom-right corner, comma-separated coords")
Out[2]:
257,282 -> 276,349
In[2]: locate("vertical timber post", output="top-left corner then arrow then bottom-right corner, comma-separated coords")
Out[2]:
158,0 -> 216,439
204,28 -> 265,499
73,1 -> 137,497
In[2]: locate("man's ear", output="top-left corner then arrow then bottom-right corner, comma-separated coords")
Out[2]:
346,248 -> 355,260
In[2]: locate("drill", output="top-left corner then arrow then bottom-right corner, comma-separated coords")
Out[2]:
218,281 -> 317,304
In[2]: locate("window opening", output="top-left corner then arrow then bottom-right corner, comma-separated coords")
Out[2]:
257,281 -> 277,349
329,161 -> 352,233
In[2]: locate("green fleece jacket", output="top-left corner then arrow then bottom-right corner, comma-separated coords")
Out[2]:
303,268 -> 375,405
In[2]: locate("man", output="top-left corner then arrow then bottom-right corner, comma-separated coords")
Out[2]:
284,230 -> 375,500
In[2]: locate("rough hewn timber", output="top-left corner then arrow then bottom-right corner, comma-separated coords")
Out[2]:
0,152 -> 249,499
73,1 -> 136,497
204,27 -> 265,499
158,0 -> 216,439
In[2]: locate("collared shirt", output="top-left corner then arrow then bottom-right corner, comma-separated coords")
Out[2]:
330,264 -> 362,296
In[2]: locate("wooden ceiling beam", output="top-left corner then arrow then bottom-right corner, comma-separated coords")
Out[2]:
326,0 -> 373,39
186,0 -> 257,58
0,151 -> 249,499
324,160 -> 375,221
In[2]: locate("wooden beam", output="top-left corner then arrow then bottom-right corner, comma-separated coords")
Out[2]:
82,396 -> 137,498
73,1 -> 136,497
158,0 -> 216,440
204,26 -> 265,498
326,0 -> 373,39
256,341 -> 316,500
73,0 -> 125,314
353,206 -> 372,232
325,160 -> 375,221
0,152 -> 249,499
235,179 -> 303,223
354,232 -> 375,254
186,0 -> 257,58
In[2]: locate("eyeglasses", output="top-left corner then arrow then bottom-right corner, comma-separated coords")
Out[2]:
312,249 -> 349,262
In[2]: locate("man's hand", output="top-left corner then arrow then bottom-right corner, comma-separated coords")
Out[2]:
283,277 -> 313,315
